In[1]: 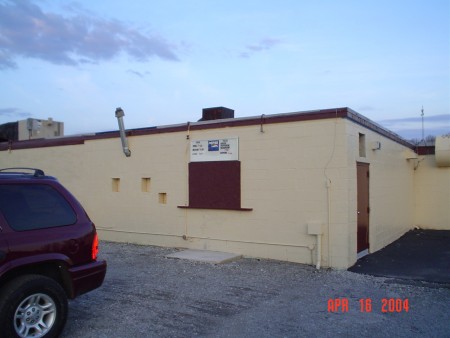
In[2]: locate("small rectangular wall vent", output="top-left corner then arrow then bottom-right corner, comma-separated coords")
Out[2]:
159,193 -> 167,204
112,178 -> 120,192
359,133 -> 366,157
141,178 -> 151,192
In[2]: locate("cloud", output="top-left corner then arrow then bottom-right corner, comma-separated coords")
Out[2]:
0,0 -> 179,69
0,107 -> 31,118
379,114 -> 450,127
126,69 -> 150,78
378,114 -> 450,139
239,38 -> 281,58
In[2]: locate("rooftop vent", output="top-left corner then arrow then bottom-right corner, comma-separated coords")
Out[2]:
199,107 -> 234,121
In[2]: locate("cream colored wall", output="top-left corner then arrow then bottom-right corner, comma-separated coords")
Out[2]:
186,119 -> 350,268
0,118 -> 352,268
414,155 -> 450,229
4,117 -> 444,268
345,123 -> 415,259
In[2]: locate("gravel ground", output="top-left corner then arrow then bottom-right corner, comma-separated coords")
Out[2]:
61,242 -> 450,337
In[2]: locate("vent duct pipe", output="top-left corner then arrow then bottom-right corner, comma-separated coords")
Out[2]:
115,107 -> 131,157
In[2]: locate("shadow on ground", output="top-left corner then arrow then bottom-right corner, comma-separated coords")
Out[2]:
349,229 -> 450,286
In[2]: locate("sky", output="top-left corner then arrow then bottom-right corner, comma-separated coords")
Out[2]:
0,0 -> 449,140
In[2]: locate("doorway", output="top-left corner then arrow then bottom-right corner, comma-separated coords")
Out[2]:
357,162 -> 370,254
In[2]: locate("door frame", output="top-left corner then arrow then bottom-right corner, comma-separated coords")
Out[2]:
356,162 -> 370,256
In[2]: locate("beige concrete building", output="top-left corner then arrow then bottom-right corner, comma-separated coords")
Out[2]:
0,107 -> 448,269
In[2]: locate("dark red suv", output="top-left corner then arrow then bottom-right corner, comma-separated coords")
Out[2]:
0,168 -> 107,338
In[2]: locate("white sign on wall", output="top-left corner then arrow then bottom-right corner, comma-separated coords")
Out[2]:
190,138 -> 239,162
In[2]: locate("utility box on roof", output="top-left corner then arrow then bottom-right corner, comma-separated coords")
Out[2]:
0,118 -> 65,141
199,107 -> 234,121
435,135 -> 450,167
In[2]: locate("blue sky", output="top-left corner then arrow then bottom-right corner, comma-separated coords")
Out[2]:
0,0 -> 449,139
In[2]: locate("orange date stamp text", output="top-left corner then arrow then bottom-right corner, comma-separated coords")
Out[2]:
327,298 -> 409,313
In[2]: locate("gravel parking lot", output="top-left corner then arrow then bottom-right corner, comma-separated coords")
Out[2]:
62,241 -> 449,337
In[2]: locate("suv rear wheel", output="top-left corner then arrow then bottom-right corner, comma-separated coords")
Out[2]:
0,275 -> 68,338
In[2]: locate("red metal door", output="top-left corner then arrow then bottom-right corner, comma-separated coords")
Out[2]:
357,162 -> 370,253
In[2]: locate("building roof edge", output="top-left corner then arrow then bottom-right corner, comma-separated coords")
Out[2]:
0,107 -> 414,151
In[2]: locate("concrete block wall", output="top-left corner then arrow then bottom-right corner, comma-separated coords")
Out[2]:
1,112 -> 447,268
414,155 -> 450,230
346,123 -> 415,256
0,118 -> 353,268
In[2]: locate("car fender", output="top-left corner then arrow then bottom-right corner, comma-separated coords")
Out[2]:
0,253 -> 73,292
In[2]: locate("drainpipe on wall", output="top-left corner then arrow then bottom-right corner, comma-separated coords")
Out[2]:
115,107 -> 131,157
316,234 -> 322,269
307,222 -> 324,269
326,178 -> 332,268
183,122 -> 191,240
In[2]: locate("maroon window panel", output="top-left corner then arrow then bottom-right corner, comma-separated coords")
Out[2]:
188,161 -> 241,210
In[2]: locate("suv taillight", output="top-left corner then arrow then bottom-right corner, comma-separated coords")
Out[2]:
92,233 -> 99,260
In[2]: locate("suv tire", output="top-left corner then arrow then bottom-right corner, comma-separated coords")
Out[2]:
0,275 -> 68,338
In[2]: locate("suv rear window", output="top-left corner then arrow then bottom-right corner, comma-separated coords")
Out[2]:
0,184 -> 77,231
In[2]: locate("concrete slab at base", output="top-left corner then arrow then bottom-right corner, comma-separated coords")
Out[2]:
166,249 -> 242,264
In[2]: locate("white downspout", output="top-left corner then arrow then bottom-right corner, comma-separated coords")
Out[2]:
316,234 -> 322,270
326,178 -> 332,268
307,222 -> 323,270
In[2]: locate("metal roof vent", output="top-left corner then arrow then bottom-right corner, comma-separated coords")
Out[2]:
199,107 -> 234,121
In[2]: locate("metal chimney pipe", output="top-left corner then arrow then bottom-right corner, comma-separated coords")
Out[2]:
115,107 -> 131,157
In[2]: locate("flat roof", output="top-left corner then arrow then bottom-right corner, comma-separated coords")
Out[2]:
0,107 -> 414,151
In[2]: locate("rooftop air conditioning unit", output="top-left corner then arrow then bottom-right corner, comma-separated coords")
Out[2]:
435,135 -> 450,167
199,107 -> 234,121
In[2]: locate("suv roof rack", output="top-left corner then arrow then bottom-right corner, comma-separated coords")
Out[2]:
0,168 -> 45,177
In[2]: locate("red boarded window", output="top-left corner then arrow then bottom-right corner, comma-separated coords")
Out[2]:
188,161 -> 241,210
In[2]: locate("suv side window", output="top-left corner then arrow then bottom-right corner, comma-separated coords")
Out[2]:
0,184 -> 77,231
